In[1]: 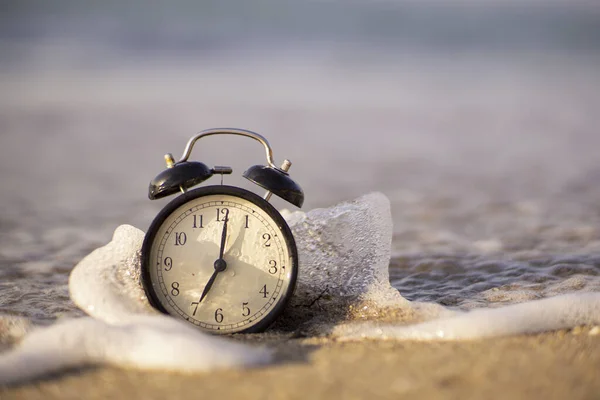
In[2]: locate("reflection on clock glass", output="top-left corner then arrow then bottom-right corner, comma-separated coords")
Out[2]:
148,193 -> 293,333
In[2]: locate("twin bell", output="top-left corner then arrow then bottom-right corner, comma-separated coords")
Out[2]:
147,128 -> 304,208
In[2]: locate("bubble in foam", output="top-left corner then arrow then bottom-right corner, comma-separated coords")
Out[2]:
0,315 -> 271,385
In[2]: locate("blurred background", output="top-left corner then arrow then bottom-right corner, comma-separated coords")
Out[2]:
1,0 -> 600,294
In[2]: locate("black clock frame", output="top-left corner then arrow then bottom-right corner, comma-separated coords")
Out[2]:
141,185 -> 299,334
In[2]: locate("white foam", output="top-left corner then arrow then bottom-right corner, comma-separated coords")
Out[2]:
334,292 -> 600,340
69,193 -> 408,326
4,193 -> 600,385
68,224 -> 158,323
0,315 -> 33,345
285,192 -> 409,312
0,315 -> 271,385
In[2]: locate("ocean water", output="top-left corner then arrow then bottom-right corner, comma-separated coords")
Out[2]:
1,1 -> 600,325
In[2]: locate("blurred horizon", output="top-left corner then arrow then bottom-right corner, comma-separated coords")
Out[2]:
0,0 -> 599,242
1,0 -> 599,72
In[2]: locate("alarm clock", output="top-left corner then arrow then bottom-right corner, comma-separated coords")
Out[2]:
141,128 -> 304,334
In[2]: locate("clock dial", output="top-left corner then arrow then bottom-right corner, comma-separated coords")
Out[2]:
142,186 -> 297,334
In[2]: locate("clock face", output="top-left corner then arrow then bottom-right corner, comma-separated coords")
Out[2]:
141,186 -> 297,334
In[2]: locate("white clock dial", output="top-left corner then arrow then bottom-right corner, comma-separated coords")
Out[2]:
142,187 -> 297,334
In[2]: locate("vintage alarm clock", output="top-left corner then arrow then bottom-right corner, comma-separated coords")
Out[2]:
141,128 -> 304,334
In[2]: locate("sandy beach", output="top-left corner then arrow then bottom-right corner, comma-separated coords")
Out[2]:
2,1 -> 600,398
1,327 -> 599,400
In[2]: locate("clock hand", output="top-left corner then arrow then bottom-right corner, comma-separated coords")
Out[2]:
198,211 -> 230,303
198,269 -> 218,303
218,209 -> 229,259
198,259 -> 226,303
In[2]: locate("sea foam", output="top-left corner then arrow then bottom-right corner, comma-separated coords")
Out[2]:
68,224 -> 157,323
0,315 -> 271,385
1,192 -> 599,385
333,292 -> 600,340
283,192 -> 409,312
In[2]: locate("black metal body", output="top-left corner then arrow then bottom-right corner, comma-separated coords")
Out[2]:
140,185 -> 299,334
148,161 -> 212,200
243,165 -> 304,207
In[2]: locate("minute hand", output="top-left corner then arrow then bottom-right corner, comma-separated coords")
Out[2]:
218,210 -> 229,259
198,211 -> 229,304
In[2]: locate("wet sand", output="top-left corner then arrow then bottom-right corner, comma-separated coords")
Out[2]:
2,7 -> 600,397
2,328 -> 599,399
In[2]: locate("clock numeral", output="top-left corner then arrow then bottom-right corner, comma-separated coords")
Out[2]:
216,208 -> 229,222
262,233 -> 271,247
174,232 -> 187,246
245,215 -> 249,229
193,215 -> 203,228
164,257 -> 173,271
171,282 -> 180,296
242,302 -> 250,317
215,308 -> 224,323
259,284 -> 269,298
191,301 -> 199,316
268,260 -> 277,274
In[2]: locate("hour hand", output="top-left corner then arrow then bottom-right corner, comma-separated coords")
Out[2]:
199,258 -> 227,303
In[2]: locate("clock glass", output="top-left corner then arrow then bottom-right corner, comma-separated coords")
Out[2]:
141,185 -> 297,334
